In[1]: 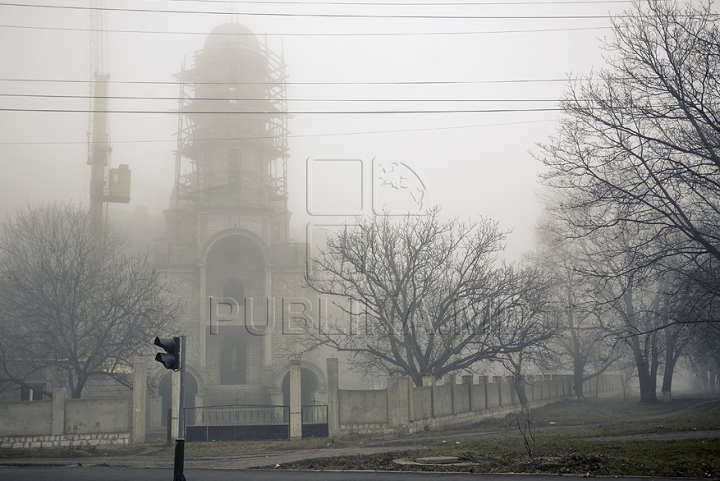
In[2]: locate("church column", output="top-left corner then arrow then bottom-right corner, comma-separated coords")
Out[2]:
264,266 -> 273,368
289,360 -> 302,439
198,263 -> 207,368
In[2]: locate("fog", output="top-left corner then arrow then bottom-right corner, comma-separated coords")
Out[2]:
0,0 -> 630,258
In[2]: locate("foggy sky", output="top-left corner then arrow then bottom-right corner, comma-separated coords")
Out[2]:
0,0 -> 635,258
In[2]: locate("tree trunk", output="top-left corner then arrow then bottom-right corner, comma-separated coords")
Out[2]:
514,375 -> 530,414
661,328 -> 675,401
661,326 -> 685,402
631,336 -> 657,403
661,367 -> 673,402
573,356 -> 585,400
624,285 -> 656,403
72,383 -> 84,399
649,332 -> 660,400
621,379 -> 627,400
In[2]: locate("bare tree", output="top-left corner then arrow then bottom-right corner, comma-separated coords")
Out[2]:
536,0 -> 720,287
573,223 -> 665,403
0,204 -> 182,398
304,209 -> 544,386
532,223 -> 620,399
534,1 -> 720,400
491,266 -> 561,413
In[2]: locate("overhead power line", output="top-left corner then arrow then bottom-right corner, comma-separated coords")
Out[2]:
0,107 -> 562,114
0,23 -> 610,36
0,119 -> 557,145
0,92 -> 562,102
0,2 -> 629,19
0,77 -> 571,86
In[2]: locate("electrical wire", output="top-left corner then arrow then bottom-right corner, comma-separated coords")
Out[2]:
0,77 -> 573,85
0,2 -> 632,19
0,107 -> 562,113
0,23 -> 611,36
0,92 -> 563,102
0,119 -> 557,145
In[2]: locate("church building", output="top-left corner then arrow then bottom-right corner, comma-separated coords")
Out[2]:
149,22 -> 326,428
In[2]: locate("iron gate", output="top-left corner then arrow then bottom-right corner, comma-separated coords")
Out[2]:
184,403 -> 329,442
184,404 -> 289,442
301,401 -> 328,439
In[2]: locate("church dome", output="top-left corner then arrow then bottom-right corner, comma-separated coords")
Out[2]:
203,23 -> 261,53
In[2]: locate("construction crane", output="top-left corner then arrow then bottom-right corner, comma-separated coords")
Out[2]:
87,0 -> 130,244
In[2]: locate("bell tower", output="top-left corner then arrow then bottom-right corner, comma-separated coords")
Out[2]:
172,22 -> 290,234
153,23 -> 324,412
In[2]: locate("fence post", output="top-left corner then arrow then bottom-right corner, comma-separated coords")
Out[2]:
494,376 -> 503,407
132,358 -> 147,444
387,376 -> 412,426
462,375 -> 473,412
481,376 -> 489,410
507,375 -> 516,405
448,374 -> 457,414
422,376 -> 436,418
51,388 -> 66,436
327,358 -> 340,437
289,360 -> 302,439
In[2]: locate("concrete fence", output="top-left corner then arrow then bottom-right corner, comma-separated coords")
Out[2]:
0,361 -> 147,449
326,359 -> 622,436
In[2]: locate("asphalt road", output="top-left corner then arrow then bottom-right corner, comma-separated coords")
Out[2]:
0,467 -> 680,481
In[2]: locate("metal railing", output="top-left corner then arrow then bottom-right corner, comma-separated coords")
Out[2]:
185,404 -> 289,427
301,401 -> 328,425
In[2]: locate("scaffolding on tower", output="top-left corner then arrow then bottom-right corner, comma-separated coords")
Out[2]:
172,31 -> 289,211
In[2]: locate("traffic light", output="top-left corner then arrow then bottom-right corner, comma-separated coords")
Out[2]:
154,336 -> 180,370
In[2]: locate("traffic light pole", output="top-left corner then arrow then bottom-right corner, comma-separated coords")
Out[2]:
173,335 -> 186,481
178,335 -> 186,436
154,335 -> 186,481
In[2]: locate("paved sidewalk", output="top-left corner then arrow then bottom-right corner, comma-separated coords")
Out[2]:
0,444 -> 419,471
2,426 -> 719,471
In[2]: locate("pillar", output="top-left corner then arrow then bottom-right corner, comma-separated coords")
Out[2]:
481,376 -> 489,410
51,388 -> 66,436
387,376 -> 412,426
327,358 -> 340,437
444,374 -> 455,414
264,268 -> 274,368
462,375 -> 473,412
494,376 -> 503,407
507,375 -> 516,405
289,360 -> 302,439
132,358 -> 147,444
422,376 -> 434,418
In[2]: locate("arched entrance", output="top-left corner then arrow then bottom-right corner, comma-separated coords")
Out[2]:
281,367 -> 322,406
205,233 -> 266,386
